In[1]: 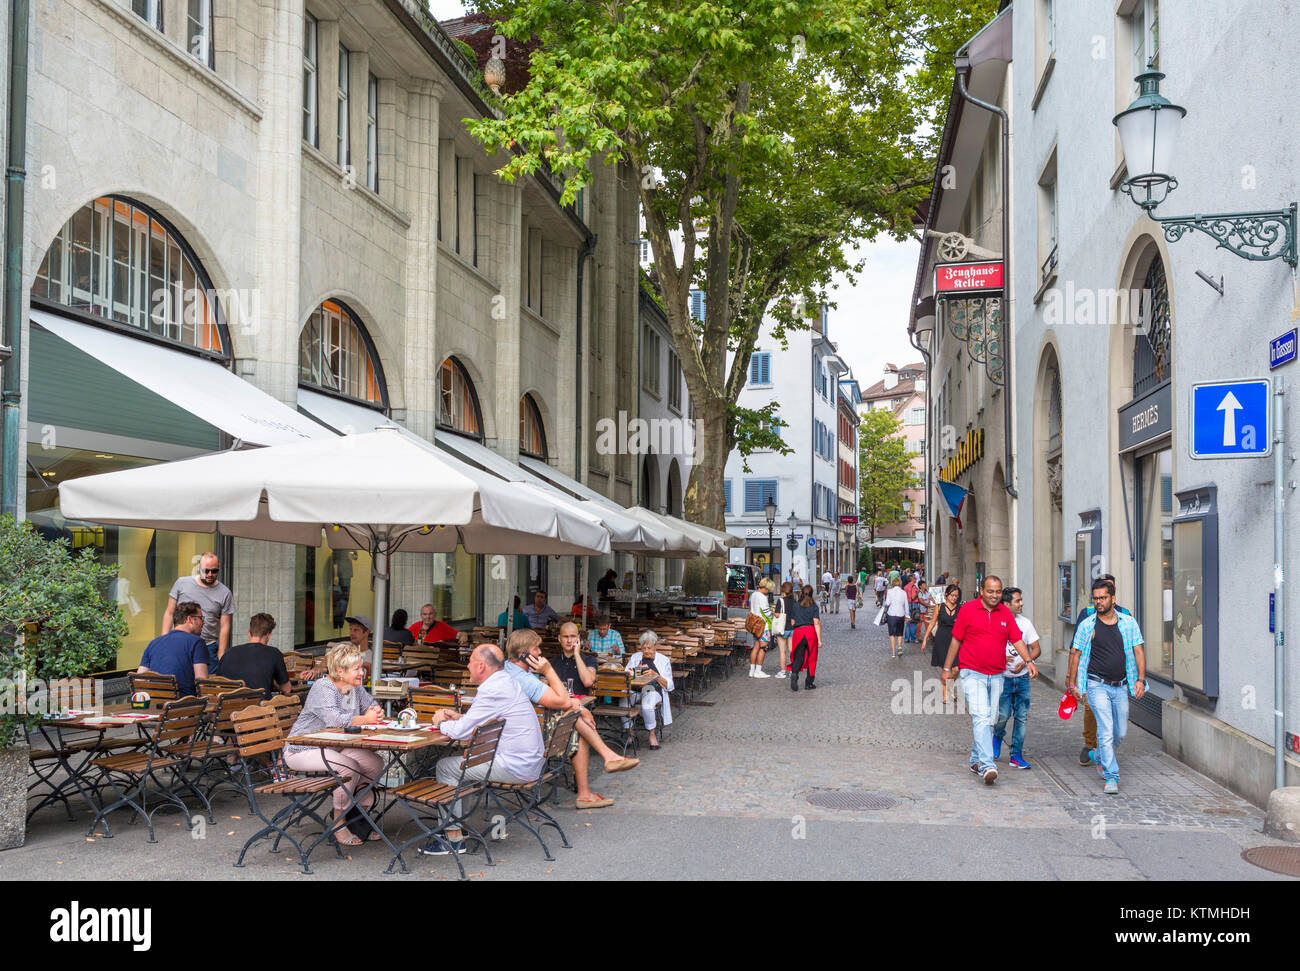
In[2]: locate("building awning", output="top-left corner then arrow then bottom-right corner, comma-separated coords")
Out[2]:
33,310 -> 331,446
865,537 -> 925,552
519,456 -> 732,555
296,388 -> 395,436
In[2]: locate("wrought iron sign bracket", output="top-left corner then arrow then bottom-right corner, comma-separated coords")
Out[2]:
1150,203 -> 1297,268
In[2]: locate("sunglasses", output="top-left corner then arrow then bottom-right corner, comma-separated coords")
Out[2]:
202,568 -> 220,575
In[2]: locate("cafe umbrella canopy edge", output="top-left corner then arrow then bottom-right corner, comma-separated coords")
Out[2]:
58,427 -> 612,679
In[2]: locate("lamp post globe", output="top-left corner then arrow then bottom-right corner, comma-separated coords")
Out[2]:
1113,68 -> 1186,212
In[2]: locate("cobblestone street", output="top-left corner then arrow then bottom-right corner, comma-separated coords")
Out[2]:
11,605 -> 1294,882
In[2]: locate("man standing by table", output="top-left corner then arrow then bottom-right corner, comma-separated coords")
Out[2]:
1068,578 -> 1147,795
424,645 -> 544,856
522,590 -> 562,629
941,575 -> 1038,785
162,551 -> 233,664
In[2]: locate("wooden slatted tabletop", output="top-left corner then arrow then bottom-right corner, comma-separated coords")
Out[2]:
286,728 -> 454,752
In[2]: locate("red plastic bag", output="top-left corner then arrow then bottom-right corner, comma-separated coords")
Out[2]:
1057,692 -> 1077,720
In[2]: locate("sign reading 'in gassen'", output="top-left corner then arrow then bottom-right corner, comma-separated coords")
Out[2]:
934,261 -> 1004,293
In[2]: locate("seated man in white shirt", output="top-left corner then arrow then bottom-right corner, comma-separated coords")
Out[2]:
503,629 -> 638,811
422,644 -> 543,856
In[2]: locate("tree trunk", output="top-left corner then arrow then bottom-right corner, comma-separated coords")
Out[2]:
681,401 -> 729,596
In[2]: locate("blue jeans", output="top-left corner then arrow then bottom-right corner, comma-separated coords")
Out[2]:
961,671 -> 1004,772
993,675 -> 1031,758
1087,679 -> 1130,783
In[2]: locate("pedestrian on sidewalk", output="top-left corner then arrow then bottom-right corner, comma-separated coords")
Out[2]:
772,582 -> 792,680
884,576 -> 909,659
921,583 -> 962,704
941,575 -> 1038,785
1067,578 -> 1147,795
874,571 -> 887,607
992,587 -> 1042,770
830,573 -> 843,613
748,577 -> 775,678
1071,573 -> 1132,766
845,576 -> 859,628
788,584 -> 822,691
904,580 -> 929,643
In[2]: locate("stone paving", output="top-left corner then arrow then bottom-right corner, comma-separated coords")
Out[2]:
10,603 -> 1287,880
590,604 -> 1267,836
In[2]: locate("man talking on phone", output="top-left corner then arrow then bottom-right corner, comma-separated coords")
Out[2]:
504,628 -> 637,811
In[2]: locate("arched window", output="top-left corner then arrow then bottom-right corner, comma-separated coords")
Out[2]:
33,196 -> 227,355
1133,255 -> 1171,396
298,299 -> 385,405
1046,362 -> 1062,456
519,394 -> 547,459
438,357 -> 482,438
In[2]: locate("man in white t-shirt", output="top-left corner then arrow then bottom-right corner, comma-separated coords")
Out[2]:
992,586 -> 1041,769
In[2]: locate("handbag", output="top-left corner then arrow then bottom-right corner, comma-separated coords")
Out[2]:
873,605 -> 886,626
770,614 -> 787,636
744,612 -> 767,638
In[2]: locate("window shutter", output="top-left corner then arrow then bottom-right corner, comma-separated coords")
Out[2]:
760,353 -> 770,385
724,479 -> 732,514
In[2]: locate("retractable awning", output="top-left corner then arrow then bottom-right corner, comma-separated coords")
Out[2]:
32,310 -> 331,446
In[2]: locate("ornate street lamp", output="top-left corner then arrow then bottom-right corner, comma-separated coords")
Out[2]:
1114,69 -> 1296,267
764,497 -> 778,581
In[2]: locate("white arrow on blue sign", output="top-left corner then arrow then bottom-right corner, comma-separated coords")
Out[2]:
1190,378 -> 1272,459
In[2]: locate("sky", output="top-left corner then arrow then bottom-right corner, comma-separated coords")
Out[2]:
426,0 -> 921,390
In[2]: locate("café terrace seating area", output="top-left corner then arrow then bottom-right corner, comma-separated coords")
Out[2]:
26,612 -> 750,879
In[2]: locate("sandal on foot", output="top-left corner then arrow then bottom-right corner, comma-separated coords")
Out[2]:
605,757 -> 640,773
332,825 -> 362,846
576,796 -> 614,810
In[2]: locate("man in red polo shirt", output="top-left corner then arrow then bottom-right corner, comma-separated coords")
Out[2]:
941,575 -> 1037,785
409,602 -> 465,645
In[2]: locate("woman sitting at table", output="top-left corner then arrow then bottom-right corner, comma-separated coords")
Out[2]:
622,631 -> 674,750
284,643 -> 385,846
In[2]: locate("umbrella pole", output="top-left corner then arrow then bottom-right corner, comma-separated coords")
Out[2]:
580,556 -> 590,635
631,560 -> 637,620
371,528 -> 389,691
504,556 -> 515,642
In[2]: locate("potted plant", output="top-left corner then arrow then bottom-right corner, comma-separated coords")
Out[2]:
0,515 -> 125,849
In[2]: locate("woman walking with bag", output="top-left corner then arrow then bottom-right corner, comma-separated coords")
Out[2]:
884,576 -> 909,659
845,576 -> 860,629
788,584 -> 823,691
747,577 -> 775,678
921,583 -> 963,704
772,581 -> 795,679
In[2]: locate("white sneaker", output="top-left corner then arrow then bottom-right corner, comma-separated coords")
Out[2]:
747,668 -> 756,677
774,671 -> 788,679
752,669 -> 772,679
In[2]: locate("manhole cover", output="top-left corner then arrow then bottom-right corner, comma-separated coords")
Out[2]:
1241,845 -> 1300,877
806,790 -> 898,811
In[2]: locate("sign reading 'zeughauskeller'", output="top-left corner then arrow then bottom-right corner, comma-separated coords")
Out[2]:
1118,382 -> 1172,453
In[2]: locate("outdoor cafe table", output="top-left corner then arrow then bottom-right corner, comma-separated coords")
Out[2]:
285,726 -> 453,865
31,706 -> 160,820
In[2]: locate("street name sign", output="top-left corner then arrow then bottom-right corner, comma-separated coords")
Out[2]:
1190,378 -> 1271,459
1270,329 -> 1297,369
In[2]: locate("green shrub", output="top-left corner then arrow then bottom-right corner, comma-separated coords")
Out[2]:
0,516 -> 126,747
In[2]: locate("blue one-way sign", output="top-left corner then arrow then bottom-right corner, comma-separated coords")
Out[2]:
1190,379 -> 1272,459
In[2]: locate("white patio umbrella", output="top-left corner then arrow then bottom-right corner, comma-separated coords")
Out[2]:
59,428 -> 611,677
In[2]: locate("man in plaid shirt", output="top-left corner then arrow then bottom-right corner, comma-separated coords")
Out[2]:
1067,577 -> 1148,795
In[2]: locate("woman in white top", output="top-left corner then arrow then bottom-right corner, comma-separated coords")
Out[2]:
884,576 -> 910,660
748,577 -> 775,678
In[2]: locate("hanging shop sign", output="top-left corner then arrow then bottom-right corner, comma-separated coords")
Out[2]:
1117,381 -> 1172,453
839,515 -> 859,525
937,428 -> 984,482
935,261 -> 1004,294
940,294 -> 1004,386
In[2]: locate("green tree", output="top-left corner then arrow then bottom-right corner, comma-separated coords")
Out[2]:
857,409 -> 921,543
0,517 -> 125,747
465,0 -> 998,590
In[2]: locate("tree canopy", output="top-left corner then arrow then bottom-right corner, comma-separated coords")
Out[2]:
857,408 -> 922,541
